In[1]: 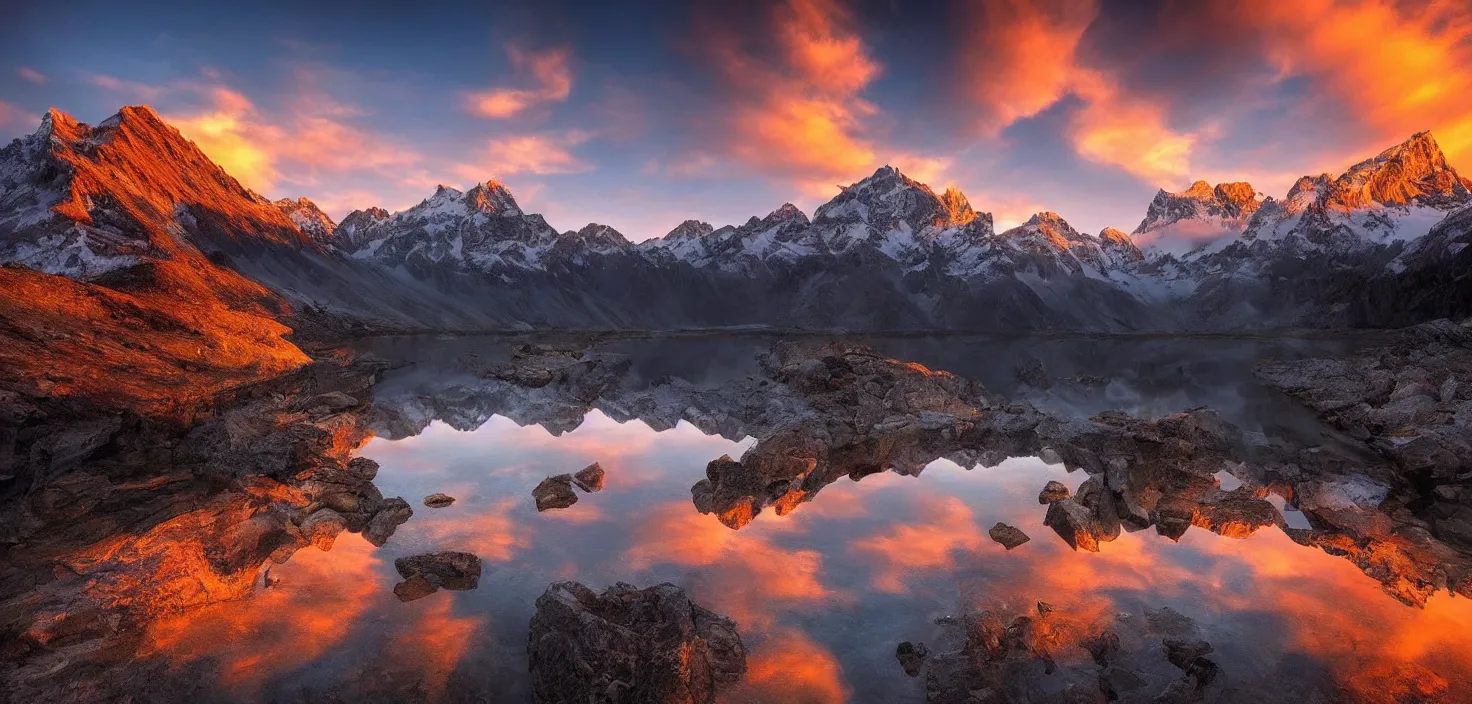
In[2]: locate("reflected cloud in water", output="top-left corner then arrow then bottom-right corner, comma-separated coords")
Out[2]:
135,403 -> 1472,700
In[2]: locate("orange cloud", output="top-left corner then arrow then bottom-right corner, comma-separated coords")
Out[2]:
163,73 -> 419,193
455,131 -> 592,178
850,494 -> 985,594
1246,0 -> 1472,167
623,501 -> 838,630
705,0 -> 881,192
1067,70 -> 1201,184
86,72 -> 166,100
140,534 -> 386,697
408,496 -> 533,562
465,46 -> 573,119
727,628 -> 851,704
959,0 -> 1099,133
390,596 -> 484,703
955,0 -> 1202,184
17,66 -> 47,84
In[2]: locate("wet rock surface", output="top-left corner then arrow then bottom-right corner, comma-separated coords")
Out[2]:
1257,319 -> 1472,604
916,601 -> 1226,704
392,551 -> 482,601
533,474 -> 578,511
989,522 -> 1030,550
7,332 -> 1472,700
423,492 -> 455,508
374,338 -> 1472,610
573,461 -> 605,492
1039,479 -> 1071,504
527,581 -> 747,704
1257,319 -> 1472,482
0,359 -> 415,698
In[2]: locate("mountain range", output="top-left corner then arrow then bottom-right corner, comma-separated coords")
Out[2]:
2,105 -> 1470,336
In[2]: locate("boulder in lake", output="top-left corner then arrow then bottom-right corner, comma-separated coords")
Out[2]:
528,581 -> 746,704
424,492 -> 456,508
393,550 -> 483,599
988,522 -> 1030,550
533,474 -> 578,511
1038,480 -> 1071,504
573,462 -> 606,492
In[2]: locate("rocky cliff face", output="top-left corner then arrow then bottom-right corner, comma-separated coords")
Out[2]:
273,197 -> 336,243
1132,180 -> 1264,258
0,106 -> 313,410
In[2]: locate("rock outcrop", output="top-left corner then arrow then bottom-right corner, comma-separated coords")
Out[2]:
0,360 -> 414,693
988,522 -> 1030,550
527,581 -> 747,704
533,475 -> 578,511
393,551 -> 482,601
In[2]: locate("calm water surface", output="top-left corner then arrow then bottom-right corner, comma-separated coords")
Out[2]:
138,335 -> 1471,702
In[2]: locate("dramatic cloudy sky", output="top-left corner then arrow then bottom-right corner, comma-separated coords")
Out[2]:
2,0 -> 1470,239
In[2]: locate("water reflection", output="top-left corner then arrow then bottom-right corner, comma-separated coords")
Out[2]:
5,334 -> 1467,703
133,409 -> 1472,701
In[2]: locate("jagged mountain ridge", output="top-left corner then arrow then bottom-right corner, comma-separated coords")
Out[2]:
2,105 -> 1470,332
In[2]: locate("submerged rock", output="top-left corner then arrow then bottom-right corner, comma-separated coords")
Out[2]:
423,492 -> 455,508
527,581 -> 746,704
393,575 -> 439,602
533,474 -> 578,511
572,462 -> 605,492
988,522 -> 1031,550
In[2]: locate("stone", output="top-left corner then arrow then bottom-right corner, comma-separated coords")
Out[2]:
1015,358 -> 1052,390
1193,489 -> 1282,538
1038,480 -> 1071,504
572,462 -> 605,492
362,498 -> 413,546
394,551 -> 482,591
896,641 -> 928,677
533,474 -> 578,511
299,508 -> 346,551
345,456 -> 380,481
1162,638 -> 1214,671
988,522 -> 1030,550
528,581 -> 746,704
1046,498 -> 1103,552
319,492 -> 360,514
393,575 -> 439,602
423,492 -> 455,508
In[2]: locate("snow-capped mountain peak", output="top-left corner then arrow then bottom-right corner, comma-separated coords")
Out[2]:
663,219 -> 714,241
815,165 -> 982,232
1131,179 -> 1264,259
273,197 -> 336,242
464,179 -> 521,215
1326,130 -> 1471,211
762,202 -> 809,226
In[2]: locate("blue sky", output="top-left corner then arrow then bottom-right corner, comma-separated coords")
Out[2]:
3,0 -> 1470,240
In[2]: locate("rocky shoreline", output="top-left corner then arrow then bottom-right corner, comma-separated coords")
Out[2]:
3,328 -> 1472,700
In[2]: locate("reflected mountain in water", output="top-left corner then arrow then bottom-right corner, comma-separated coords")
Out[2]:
362,336 -> 1471,609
